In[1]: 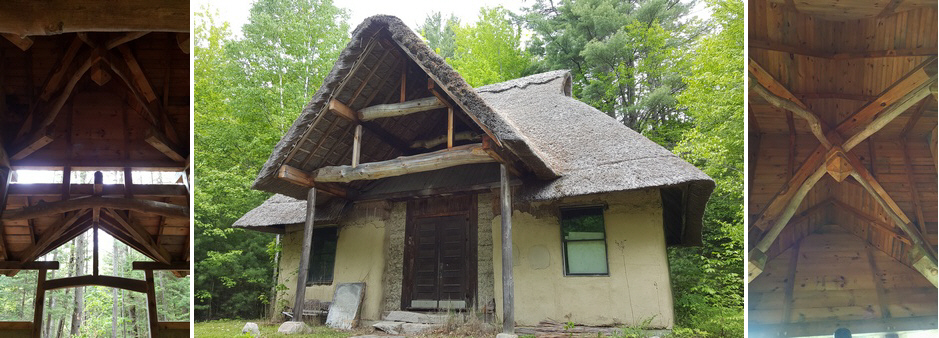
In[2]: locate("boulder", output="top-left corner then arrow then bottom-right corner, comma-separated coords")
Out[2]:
277,321 -> 312,334
241,322 -> 260,337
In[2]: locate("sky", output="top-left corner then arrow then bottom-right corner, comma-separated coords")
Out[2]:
195,0 -> 710,37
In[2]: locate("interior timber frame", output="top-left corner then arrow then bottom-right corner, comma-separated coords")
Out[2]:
748,0 -> 938,336
0,1 -> 190,337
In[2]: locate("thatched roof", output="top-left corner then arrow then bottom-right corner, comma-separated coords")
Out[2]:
232,194 -> 345,234
242,15 -> 714,245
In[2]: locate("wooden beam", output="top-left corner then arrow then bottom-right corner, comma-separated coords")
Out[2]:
35,49 -> 101,132
145,127 -> 186,162
901,103 -> 928,234
19,209 -> 89,263
31,269 -> 46,338
292,188 -> 316,321
481,136 -> 523,177
781,241 -> 800,323
312,143 -> 497,183
1,196 -> 188,221
749,38 -> 937,59
1,33 -> 32,51
351,125 -> 362,168
0,322 -> 31,330
500,164 -> 515,334
447,107 -> 454,149
911,247 -> 939,287
0,261 -> 59,270
131,261 -> 189,271
358,97 -> 446,121
106,32 -> 149,50
748,59 -> 830,147
89,62 -> 111,86
44,275 -> 147,293
411,131 -> 479,150
8,183 -> 188,197
10,126 -> 54,161
831,199 -> 912,245
0,1 -> 188,36
838,57 -> 937,147
865,245 -> 892,319
328,99 -> 360,122
931,125 -> 938,171
786,111 -> 795,178
749,316 -> 938,337
878,0 -> 905,17
102,208 -> 171,264
39,37 -> 84,101
144,270 -> 159,336
276,165 -> 351,199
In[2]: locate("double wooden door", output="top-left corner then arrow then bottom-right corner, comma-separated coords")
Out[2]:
402,195 -> 477,310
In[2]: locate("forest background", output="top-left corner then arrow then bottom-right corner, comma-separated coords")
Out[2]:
193,0 -> 744,335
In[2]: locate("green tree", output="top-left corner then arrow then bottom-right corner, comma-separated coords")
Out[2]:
448,7 -> 533,87
193,0 -> 350,320
669,0 -> 744,334
524,0 -> 702,146
418,12 -> 460,60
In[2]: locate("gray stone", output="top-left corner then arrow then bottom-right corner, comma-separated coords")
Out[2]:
400,323 -> 443,335
372,321 -> 405,335
495,333 -> 518,338
277,321 -> 311,334
326,282 -> 366,330
350,336 -> 405,338
241,322 -> 260,337
384,311 -> 448,324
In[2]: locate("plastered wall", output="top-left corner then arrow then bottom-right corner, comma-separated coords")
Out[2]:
278,203 -> 392,321
490,189 -> 675,328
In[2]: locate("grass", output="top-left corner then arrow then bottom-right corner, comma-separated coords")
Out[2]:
194,320 -> 353,338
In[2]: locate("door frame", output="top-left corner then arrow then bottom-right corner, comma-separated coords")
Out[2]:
401,194 -> 478,311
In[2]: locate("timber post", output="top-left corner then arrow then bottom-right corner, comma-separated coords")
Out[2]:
293,187 -> 317,321
30,269 -> 46,338
500,164 -> 515,334
144,269 -> 159,337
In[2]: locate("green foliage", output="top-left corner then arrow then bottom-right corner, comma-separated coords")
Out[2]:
193,0 -> 350,320
447,7 -> 534,87
418,12 -> 460,60
524,0 -> 703,147
194,319 -> 350,337
669,0 -> 744,336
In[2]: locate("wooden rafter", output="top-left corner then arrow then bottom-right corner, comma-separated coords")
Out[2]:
901,102 -> 929,234
311,143 -> 496,183
44,275 -> 147,293
106,32 -> 149,50
750,38 -> 937,60
0,196 -> 188,221
0,1 -> 189,36
145,127 -> 186,162
1,33 -> 32,51
102,208 -> 171,264
749,59 -> 830,147
277,165 -> 352,199
831,199 -> 911,245
18,209 -> 89,263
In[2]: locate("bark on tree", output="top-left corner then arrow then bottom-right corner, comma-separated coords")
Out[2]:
112,238 -> 120,338
44,251 -> 59,337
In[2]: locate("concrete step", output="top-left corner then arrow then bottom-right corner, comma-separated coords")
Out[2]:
383,311 -> 450,324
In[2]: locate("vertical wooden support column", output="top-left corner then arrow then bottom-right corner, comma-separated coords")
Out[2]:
352,125 -> 363,168
144,269 -> 159,337
292,188 -> 316,321
93,223 -> 99,276
31,269 -> 46,338
447,107 -> 454,149
500,165 -> 514,334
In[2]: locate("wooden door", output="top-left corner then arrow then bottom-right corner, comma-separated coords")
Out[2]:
402,195 -> 477,311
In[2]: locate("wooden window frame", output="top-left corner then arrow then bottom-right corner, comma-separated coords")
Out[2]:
559,205 -> 610,277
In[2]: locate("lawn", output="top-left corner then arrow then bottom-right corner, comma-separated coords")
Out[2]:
194,320 -> 353,338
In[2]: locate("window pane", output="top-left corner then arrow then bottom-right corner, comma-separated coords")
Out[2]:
308,227 -> 338,284
566,240 -> 608,274
561,208 -> 604,240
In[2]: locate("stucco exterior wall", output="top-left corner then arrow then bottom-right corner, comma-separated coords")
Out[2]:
277,203 -> 393,321
490,189 -> 674,328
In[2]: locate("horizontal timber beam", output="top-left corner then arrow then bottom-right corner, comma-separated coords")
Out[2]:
750,38 -> 938,59
132,261 -> 189,271
11,158 -> 187,171
44,275 -> 147,293
277,165 -> 353,199
145,127 -> 186,162
749,315 -> 938,337
0,261 -> 59,270
8,183 -> 188,197
312,143 -> 497,183
1,196 -> 188,221
0,1 -> 189,36
358,97 -> 446,121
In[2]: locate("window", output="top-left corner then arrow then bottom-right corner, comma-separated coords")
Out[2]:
307,227 -> 338,285
561,207 -> 609,275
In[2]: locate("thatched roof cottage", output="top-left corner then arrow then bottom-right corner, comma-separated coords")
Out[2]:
236,15 -> 714,332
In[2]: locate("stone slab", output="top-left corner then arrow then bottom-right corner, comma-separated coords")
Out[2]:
326,282 -> 366,330
495,334 -> 518,338
383,311 -> 448,324
401,323 -> 443,335
277,321 -> 312,334
372,321 -> 404,335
